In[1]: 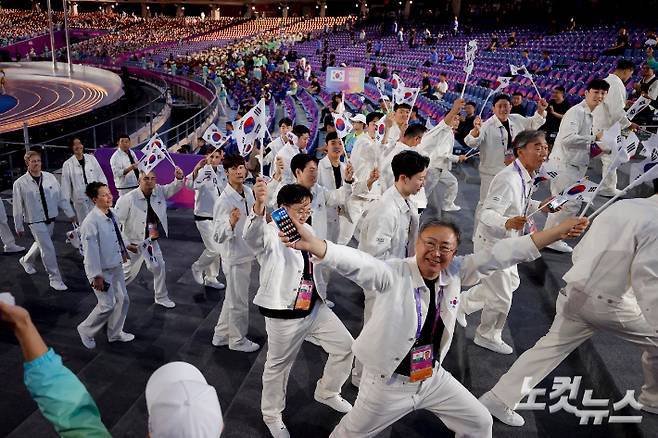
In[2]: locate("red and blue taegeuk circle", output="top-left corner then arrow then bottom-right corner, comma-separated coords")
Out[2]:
243,116 -> 256,134
211,131 -> 222,142
566,184 -> 586,195
336,119 -> 346,131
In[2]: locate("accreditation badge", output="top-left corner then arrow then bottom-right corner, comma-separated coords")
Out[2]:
294,280 -> 314,310
409,344 -> 433,382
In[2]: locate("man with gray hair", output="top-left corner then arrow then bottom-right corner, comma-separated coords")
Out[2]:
114,168 -> 184,308
281,205 -> 587,438
459,130 -> 557,354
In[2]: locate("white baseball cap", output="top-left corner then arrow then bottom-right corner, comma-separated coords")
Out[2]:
146,362 -> 223,438
349,114 -> 367,124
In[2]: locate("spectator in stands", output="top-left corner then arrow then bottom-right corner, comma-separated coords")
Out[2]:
308,77 -> 321,95
536,51 -> 553,75
374,40 -> 383,57
510,92 -> 526,116
541,86 -> 571,144
430,47 -> 440,65
445,48 -> 455,63
504,31 -> 517,48
520,50 -> 531,69
433,73 -> 449,100
421,71 -> 434,98
1,300 -> 112,437
397,27 -> 404,46
456,101 -> 477,146
367,63 -> 379,81
408,107 -> 423,126
604,27 -> 629,56
380,63 -> 390,79
453,16 -> 459,35
286,79 -> 298,98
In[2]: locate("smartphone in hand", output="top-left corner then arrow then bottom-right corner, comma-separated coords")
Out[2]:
271,207 -> 301,243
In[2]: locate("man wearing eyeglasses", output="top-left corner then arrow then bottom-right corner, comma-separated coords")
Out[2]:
458,130 -> 556,355
277,208 -> 587,438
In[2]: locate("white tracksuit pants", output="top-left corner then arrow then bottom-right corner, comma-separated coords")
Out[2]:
193,220 -> 221,279
473,172 -> 496,238
460,234 -> 520,344
438,168 -> 459,208
544,163 -> 587,230
599,152 -> 618,194
24,222 -> 62,282
214,260 -> 252,346
124,240 -> 170,302
331,365 -> 493,438
0,201 -> 17,247
0,222 -> 16,247
78,265 -> 130,340
491,288 -> 658,411
72,199 -> 94,224
261,302 -> 354,423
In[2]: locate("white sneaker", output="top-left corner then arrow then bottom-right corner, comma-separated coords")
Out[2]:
191,264 -> 204,285
19,256 -> 37,274
211,335 -> 228,347
155,298 -> 176,308
50,280 -> 68,291
4,243 -> 25,253
314,393 -> 352,413
479,391 -> 525,427
456,307 -> 467,328
443,203 -> 462,212
77,326 -> 96,350
264,419 -> 290,438
204,278 -> 225,289
230,338 -> 260,353
474,335 -> 513,354
108,332 -> 135,343
546,240 -> 573,253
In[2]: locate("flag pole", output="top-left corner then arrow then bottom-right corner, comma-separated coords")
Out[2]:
478,89 -> 495,118
460,72 -> 470,99
406,90 -> 420,124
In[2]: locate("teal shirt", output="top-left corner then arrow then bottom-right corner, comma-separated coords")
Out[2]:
24,349 -> 111,438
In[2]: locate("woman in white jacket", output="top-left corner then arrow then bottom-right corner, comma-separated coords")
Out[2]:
77,182 -> 134,349
61,137 -> 107,223
210,154 -> 259,353
244,180 -> 354,438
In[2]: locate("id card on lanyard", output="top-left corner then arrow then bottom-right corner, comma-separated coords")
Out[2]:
409,286 -> 444,382
294,251 -> 314,310
513,162 -> 537,234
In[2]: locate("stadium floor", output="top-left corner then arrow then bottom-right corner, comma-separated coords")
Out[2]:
0,164 -> 655,438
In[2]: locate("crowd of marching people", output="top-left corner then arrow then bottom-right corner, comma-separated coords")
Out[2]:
3,11 -> 658,438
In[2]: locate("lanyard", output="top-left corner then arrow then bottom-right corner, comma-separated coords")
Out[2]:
513,161 -> 533,215
413,285 -> 444,340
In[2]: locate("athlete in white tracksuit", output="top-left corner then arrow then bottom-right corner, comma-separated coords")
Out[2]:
592,64 -> 637,196
61,138 -> 107,223
13,151 -> 75,291
481,192 -> 658,427
114,168 -> 184,308
77,182 -> 133,349
460,130 -> 553,355
286,204 -> 587,438
245,180 -> 355,438
110,135 -> 140,197
210,154 -> 259,353
464,95 -> 546,234
353,150 -> 428,386
188,150 -> 227,289
543,80 -> 609,253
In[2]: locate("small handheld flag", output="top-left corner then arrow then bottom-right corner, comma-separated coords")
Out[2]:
332,112 -> 354,139
203,123 -> 225,146
626,96 -> 652,120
